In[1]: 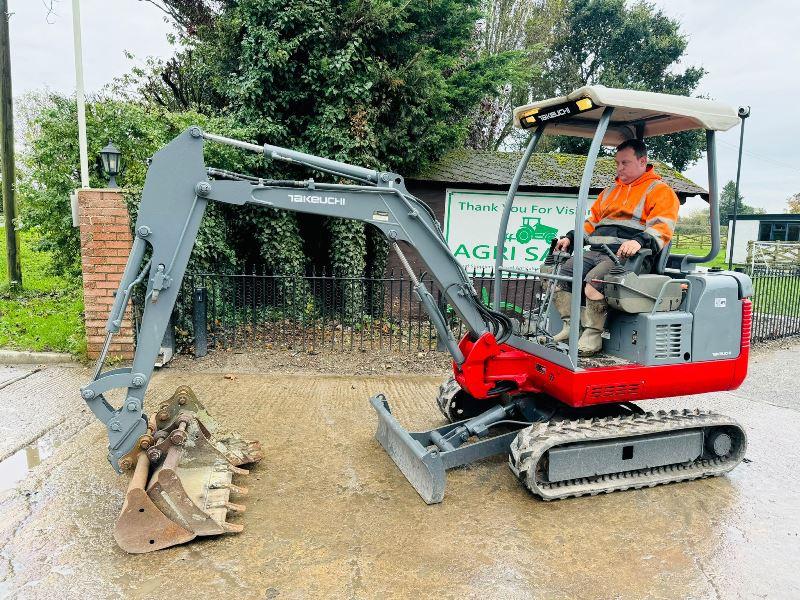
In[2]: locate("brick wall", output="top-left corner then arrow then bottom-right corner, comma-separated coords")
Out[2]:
78,189 -> 135,359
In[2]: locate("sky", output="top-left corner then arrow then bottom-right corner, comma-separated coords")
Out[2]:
9,0 -> 800,216
653,0 -> 800,215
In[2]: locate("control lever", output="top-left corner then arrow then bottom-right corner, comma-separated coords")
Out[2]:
599,244 -> 623,266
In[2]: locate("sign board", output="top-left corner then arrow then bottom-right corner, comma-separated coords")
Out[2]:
443,189 -> 594,273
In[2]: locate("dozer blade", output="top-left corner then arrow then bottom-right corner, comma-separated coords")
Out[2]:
370,394 -> 523,504
370,394 -> 447,504
114,386 -> 262,553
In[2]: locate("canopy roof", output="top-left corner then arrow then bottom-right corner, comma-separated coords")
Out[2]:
513,86 -> 740,144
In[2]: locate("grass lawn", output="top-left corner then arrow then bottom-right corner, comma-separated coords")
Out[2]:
751,274 -> 800,316
669,243 -> 732,269
0,227 -> 85,355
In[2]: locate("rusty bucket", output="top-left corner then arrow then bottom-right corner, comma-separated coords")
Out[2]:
114,386 -> 263,553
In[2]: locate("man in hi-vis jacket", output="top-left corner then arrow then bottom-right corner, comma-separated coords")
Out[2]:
553,138 -> 680,356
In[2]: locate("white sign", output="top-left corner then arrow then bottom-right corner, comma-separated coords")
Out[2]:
443,189 -> 594,272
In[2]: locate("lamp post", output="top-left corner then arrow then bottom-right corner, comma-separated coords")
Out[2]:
728,106 -> 750,270
99,141 -> 122,188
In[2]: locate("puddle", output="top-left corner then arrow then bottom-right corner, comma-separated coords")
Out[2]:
0,436 -> 60,493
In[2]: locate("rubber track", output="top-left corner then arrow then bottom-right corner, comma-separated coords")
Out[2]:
436,376 -> 461,422
508,409 -> 747,500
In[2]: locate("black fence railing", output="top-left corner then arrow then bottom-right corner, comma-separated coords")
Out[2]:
132,264 -> 800,357
749,265 -> 800,342
169,268 -> 546,356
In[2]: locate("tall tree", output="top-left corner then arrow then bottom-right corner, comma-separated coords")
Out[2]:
719,179 -> 762,225
538,0 -> 707,170
786,192 -> 800,214
115,0 -> 522,294
465,0 -> 566,151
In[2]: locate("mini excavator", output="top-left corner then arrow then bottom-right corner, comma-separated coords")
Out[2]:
82,86 -> 751,552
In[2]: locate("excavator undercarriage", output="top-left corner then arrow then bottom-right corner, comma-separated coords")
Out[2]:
373,376 -> 746,503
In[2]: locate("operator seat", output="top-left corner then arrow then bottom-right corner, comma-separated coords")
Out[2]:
608,241 -> 681,313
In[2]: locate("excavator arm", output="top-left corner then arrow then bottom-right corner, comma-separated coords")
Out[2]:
81,126 -> 511,472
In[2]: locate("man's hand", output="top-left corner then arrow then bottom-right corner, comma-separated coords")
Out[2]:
555,237 -> 571,251
617,240 -> 642,259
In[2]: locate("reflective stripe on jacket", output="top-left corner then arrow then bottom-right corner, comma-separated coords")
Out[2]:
584,165 -> 679,250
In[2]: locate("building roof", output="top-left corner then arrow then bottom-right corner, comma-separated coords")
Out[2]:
513,85 -> 740,144
411,149 -> 707,200
729,214 -> 800,221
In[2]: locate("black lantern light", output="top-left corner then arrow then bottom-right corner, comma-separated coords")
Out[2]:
99,140 -> 122,188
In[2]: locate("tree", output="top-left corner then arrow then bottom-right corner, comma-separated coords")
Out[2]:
676,207 -> 711,230
17,92 -> 250,276
786,192 -> 800,214
112,0 -> 522,320
465,0 -> 566,151
537,0 -> 707,170
718,179 -> 763,226
114,50 -> 222,113
137,0 -> 225,34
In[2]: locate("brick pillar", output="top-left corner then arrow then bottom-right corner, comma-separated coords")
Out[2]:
78,189 -> 135,359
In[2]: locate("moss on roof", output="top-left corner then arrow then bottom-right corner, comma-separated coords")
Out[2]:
412,149 -> 706,199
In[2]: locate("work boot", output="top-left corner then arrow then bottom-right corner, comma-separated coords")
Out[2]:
551,289 -> 572,343
578,298 -> 608,356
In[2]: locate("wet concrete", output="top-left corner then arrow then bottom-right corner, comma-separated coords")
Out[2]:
0,345 -> 798,599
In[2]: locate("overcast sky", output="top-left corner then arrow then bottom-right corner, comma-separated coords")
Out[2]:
9,0 -> 800,215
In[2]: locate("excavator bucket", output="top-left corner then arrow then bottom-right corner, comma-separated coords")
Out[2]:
114,386 -> 263,553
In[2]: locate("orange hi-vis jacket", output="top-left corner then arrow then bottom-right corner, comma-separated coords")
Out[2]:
583,165 -> 679,251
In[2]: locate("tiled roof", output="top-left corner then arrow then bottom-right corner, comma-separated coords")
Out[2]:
412,149 -> 706,199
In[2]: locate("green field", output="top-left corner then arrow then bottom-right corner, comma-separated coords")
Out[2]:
0,227 -> 85,355
668,243 -> 730,269
751,274 -> 800,316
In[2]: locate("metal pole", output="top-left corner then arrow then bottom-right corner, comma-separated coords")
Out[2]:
568,106 -> 614,367
0,0 -> 20,287
493,126 -> 544,310
728,107 -> 750,270
193,287 -> 208,358
671,131 -> 721,269
72,0 -> 89,188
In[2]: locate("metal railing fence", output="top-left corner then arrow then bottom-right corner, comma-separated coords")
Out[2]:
749,265 -> 800,342
132,264 -> 800,356
168,267 -> 547,356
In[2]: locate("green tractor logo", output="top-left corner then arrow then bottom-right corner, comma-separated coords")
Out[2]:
514,216 -> 558,244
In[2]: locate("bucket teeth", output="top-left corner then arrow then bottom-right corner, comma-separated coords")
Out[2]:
215,463 -> 250,475
210,501 -> 246,513
209,481 -> 249,495
222,522 -> 245,533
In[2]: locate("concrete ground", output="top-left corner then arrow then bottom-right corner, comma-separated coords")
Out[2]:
0,342 -> 798,599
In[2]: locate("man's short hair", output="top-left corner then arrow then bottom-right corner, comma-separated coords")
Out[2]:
616,139 -> 647,159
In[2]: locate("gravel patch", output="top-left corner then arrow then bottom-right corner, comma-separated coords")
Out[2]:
166,348 -> 454,377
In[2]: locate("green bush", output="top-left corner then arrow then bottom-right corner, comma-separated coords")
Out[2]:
18,94 -> 263,276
